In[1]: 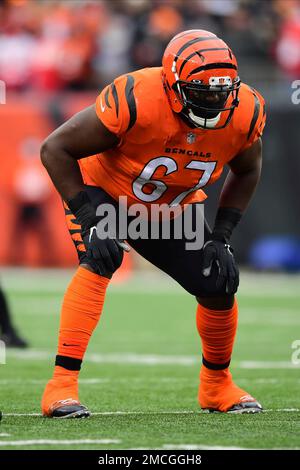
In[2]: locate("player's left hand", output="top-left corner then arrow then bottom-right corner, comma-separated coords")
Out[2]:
202,239 -> 239,294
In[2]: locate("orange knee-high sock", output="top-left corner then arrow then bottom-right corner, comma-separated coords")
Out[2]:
196,298 -> 238,369
54,266 -> 110,376
196,299 -> 258,411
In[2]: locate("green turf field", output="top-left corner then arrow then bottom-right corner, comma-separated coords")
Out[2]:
0,268 -> 300,450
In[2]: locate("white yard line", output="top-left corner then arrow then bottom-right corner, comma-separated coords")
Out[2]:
238,310 -> 300,326
0,378 -> 111,385
2,268 -> 300,297
0,438 -> 297,450
5,349 -> 300,369
0,440 -> 296,451
4,408 -> 299,418
238,361 -> 300,369
161,444 -> 300,450
4,411 -> 196,417
163,444 -> 249,450
1,377 -> 299,386
266,408 -> 300,412
4,413 -> 42,416
0,439 -> 120,447
13,306 -> 300,324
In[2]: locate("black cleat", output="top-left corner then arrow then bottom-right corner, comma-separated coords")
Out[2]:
207,400 -> 263,414
50,402 -> 91,419
1,331 -> 28,348
227,401 -> 263,414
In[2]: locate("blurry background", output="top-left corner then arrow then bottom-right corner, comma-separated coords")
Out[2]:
0,0 -> 299,270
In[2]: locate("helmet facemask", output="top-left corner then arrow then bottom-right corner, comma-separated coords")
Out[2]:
173,76 -> 241,129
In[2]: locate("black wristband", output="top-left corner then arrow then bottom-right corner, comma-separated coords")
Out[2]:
67,191 -> 98,231
67,191 -> 91,214
212,207 -> 242,243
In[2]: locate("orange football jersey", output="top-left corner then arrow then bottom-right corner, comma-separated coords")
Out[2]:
79,67 -> 266,208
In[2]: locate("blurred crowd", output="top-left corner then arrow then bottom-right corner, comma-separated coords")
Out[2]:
0,0 -> 299,92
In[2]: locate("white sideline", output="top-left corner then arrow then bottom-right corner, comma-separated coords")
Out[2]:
6,349 -> 300,369
0,439 -> 120,447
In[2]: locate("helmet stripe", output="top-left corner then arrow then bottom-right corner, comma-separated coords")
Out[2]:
175,36 -> 218,62
179,47 -> 230,76
187,62 -> 237,78
170,29 -> 211,43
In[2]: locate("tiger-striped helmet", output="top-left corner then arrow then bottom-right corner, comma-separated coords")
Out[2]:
162,29 -> 240,129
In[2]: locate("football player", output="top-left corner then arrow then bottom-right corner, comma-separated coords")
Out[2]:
40,30 -> 266,417
0,284 -> 28,348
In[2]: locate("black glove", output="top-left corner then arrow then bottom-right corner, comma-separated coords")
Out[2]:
202,207 -> 242,295
202,238 -> 239,294
67,191 -> 130,276
82,226 -> 128,276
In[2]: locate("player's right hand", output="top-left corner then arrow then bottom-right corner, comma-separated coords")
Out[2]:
82,225 -> 130,276
67,191 -> 130,276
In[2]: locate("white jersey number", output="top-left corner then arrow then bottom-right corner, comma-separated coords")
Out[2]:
132,156 -> 216,205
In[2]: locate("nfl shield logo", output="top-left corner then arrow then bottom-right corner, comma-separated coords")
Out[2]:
187,132 -> 196,144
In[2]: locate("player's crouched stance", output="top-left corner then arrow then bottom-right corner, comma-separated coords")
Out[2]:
40,30 -> 265,418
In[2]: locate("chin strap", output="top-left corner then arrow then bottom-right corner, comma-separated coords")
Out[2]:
188,108 -> 221,128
